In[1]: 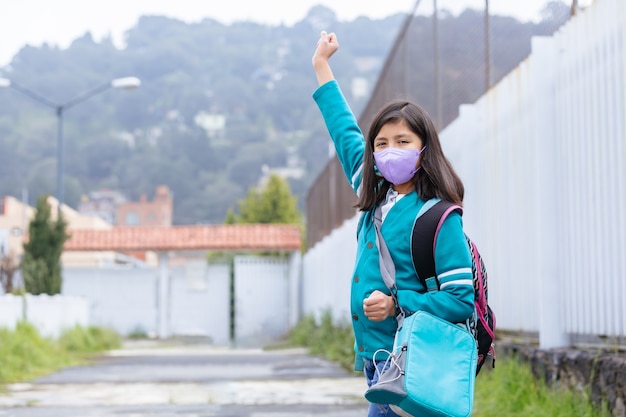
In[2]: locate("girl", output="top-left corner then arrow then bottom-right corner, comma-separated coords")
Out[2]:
311,31 -> 475,417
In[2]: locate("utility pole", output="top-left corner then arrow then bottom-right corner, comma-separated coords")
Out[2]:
485,0 -> 491,90
0,77 -> 140,216
433,0 -> 442,131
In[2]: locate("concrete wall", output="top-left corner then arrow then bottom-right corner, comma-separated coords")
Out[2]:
0,294 -> 89,338
0,254 -> 292,349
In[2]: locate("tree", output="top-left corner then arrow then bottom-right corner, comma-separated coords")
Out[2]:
21,196 -> 70,295
234,174 -> 301,224
214,174 -> 303,261
0,253 -> 19,294
224,208 -> 237,225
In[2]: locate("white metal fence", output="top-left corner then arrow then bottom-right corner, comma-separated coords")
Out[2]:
301,0 -> 626,348
301,215 -> 359,324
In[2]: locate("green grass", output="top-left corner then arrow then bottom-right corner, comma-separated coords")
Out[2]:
0,321 -> 122,385
287,313 -> 611,416
473,356 -> 610,416
57,324 -> 121,353
287,311 -> 356,371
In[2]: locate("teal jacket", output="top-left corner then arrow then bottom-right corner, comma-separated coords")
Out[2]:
313,80 -> 475,368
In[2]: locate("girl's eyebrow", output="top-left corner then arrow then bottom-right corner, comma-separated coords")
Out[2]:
374,132 -> 410,142
390,133 -> 411,140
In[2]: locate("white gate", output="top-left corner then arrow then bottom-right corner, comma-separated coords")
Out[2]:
64,262 -> 231,344
233,255 -> 290,347
64,268 -> 159,336
64,254 -> 294,346
169,261 -> 230,345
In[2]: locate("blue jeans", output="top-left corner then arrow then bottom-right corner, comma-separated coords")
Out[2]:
363,358 -> 401,417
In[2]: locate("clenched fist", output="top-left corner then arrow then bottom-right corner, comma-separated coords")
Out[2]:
363,290 -> 395,321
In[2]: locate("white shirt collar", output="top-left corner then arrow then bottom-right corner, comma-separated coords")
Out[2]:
380,188 -> 405,222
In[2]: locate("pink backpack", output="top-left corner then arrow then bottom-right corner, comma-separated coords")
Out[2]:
411,199 -> 496,374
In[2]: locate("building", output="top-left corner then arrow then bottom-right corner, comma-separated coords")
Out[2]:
0,195 -> 137,267
77,189 -> 127,225
0,195 -> 34,258
116,186 -> 173,227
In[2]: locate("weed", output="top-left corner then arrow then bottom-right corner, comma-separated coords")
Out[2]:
0,322 -> 122,385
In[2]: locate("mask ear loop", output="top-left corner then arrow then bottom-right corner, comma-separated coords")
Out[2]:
407,146 -> 427,178
415,146 -> 426,173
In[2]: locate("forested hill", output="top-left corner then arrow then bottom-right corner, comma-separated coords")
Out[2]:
0,5 -> 567,225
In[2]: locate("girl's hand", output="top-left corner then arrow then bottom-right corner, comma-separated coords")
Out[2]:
363,290 -> 395,321
312,30 -> 339,66
312,31 -> 338,86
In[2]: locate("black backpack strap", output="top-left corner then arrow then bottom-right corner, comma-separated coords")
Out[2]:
411,199 -> 456,291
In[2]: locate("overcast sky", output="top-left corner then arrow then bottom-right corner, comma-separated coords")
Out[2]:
0,0 -> 591,68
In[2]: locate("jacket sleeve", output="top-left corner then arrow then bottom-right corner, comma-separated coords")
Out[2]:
396,212 -> 475,323
312,80 -> 365,194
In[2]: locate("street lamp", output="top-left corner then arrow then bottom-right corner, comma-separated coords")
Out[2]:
0,76 -> 141,215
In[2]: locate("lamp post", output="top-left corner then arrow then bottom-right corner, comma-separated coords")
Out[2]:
0,76 -> 141,216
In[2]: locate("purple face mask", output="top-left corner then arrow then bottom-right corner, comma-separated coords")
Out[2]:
373,147 -> 424,185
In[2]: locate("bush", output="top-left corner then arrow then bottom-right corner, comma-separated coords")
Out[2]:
288,310 -> 356,372
58,325 -> 121,354
473,356 -> 611,417
21,196 -> 69,295
0,322 -> 121,385
0,322 -> 71,383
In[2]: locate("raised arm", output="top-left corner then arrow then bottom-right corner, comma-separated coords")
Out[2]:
312,31 -> 339,86
311,30 -> 365,193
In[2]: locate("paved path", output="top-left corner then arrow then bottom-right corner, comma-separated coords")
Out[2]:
0,341 -> 368,416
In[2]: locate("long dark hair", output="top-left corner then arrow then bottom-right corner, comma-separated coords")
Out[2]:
356,99 -> 464,211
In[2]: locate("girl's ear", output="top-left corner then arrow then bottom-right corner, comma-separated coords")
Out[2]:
374,163 -> 381,177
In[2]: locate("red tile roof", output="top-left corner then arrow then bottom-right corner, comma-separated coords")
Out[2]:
64,224 -> 302,252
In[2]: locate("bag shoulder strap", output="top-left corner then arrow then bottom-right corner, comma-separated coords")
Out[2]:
373,204 -> 403,325
373,205 -> 396,293
374,199 -> 447,325
411,199 -> 461,291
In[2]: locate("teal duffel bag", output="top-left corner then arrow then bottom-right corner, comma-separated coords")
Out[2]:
364,310 -> 478,417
